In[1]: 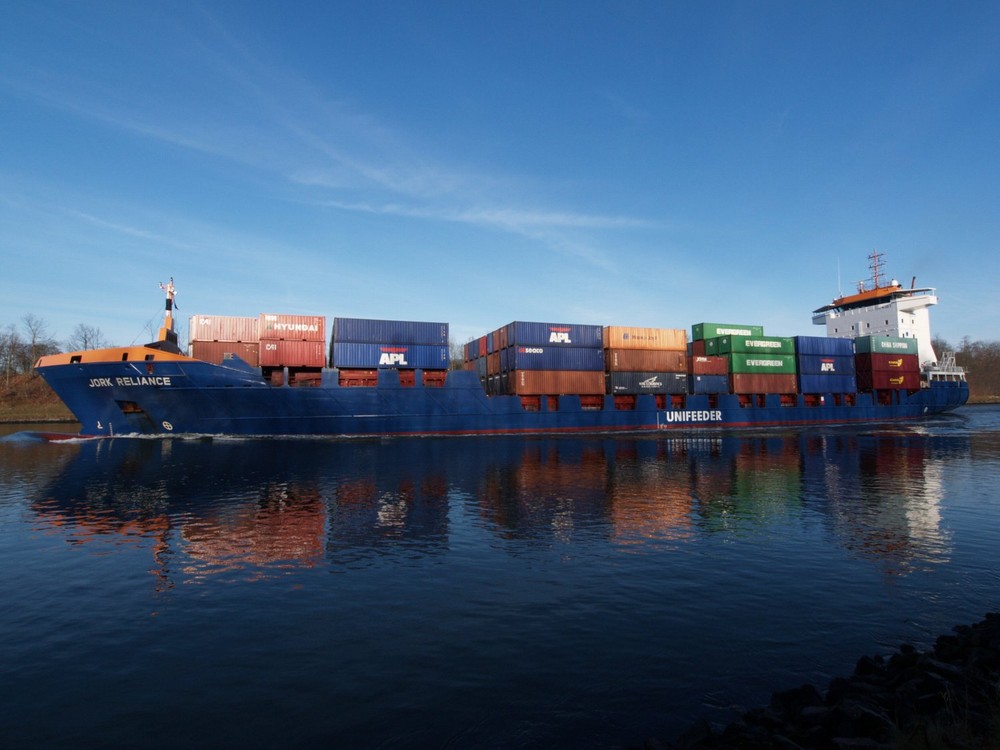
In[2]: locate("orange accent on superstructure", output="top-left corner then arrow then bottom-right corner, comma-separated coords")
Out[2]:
36,346 -> 193,368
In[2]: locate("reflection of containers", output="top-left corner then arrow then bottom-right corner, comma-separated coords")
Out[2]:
603,326 -> 686,351
259,314 -> 325,343
189,315 -> 259,343
509,370 -> 605,395
730,373 -> 798,394
854,336 -> 918,356
260,340 -> 325,368
606,372 -> 687,395
692,322 -> 764,340
191,341 -> 261,367
605,349 -> 686,372
333,317 -> 448,345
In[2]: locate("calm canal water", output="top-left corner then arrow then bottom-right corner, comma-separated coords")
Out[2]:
2,407 -> 999,749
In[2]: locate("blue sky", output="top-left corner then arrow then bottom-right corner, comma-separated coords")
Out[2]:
2,1 -> 998,350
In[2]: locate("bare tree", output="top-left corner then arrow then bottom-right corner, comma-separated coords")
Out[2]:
20,314 -> 58,370
0,323 -> 21,388
68,323 -> 108,351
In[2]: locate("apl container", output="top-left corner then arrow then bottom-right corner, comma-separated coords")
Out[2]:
793,336 -> 855,357
331,343 -> 449,369
692,322 -> 764,341
853,336 -> 919,356
798,373 -> 858,393
189,315 -> 260,343
259,314 -> 326,343
605,372 -> 688,395
602,326 -> 687,351
796,354 -> 856,375
605,349 -> 687,372
332,317 -> 448,345
504,321 -> 603,348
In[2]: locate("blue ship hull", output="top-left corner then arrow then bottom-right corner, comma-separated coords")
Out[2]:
37,356 -> 969,438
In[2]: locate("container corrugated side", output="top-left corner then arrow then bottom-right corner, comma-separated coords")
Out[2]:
509,370 -> 605,395
605,349 -> 687,372
505,321 -> 603,348
857,371 -> 921,390
796,354 -> 856,375
691,322 -> 764,341
331,343 -> 450,369
729,373 -> 798,394
602,326 -> 686,351
332,317 -> 448,345
855,353 -> 920,373
507,346 -> 604,371
260,340 -> 325,367
793,336 -> 855,356
711,335 -> 795,355
798,373 -> 858,393
605,372 -> 688,395
259,314 -> 326,342
688,355 -> 729,375
727,353 -> 797,374
853,335 -> 918,356
689,374 -> 730,394
190,341 -> 261,366
189,315 -> 260,343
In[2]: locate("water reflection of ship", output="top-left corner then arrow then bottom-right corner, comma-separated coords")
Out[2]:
18,426 -> 973,580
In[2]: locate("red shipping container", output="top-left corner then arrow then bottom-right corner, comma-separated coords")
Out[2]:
260,339 -> 326,367
259,313 -> 326,342
688,355 -> 729,375
857,371 -> 921,390
487,352 -> 500,375
191,341 -> 260,366
689,339 -> 707,357
605,349 -> 686,372
855,353 -> 919,373
189,315 -> 259,343
478,336 -> 487,357
729,373 -> 798,394
509,370 -> 605,395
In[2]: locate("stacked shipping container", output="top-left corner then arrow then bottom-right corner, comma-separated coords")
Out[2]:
602,326 -> 688,395
188,315 -> 261,366
259,313 -> 326,368
854,336 -> 920,390
692,324 -> 798,394
793,336 -> 857,394
331,317 -> 450,387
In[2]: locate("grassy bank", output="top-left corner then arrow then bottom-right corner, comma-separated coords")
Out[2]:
0,374 -> 75,423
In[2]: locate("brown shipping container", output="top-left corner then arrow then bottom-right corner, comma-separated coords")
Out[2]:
259,313 -> 326,342
487,352 -> 501,376
260,339 -> 326,367
510,370 -> 605,395
688,355 -> 729,375
189,315 -> 260,343
855,353 -> 920,373
605,349 -> 687,372
858,371 -> 921,390
690,339 -> 707,357
191,341 -> 260,366
729,373 -> 798,394
603,326 -> 687,351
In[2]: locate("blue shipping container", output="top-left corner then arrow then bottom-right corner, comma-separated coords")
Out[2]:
333,318 -> 449,345
606,372 -> 687,395
797,373 -> 858,393
689,374 -> 730,394
793,336 -> 855,356
796,353 -> 856,375
507,346 -> 604,371
332,342 -> 449,369
505,321 -> 603,348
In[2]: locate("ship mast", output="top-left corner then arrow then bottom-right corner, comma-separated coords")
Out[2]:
157,278 -> 179,347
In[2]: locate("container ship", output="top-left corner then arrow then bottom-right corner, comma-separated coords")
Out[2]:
35,255 -> 968,438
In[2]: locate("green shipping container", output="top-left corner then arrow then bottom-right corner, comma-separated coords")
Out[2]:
853,335 -> 919,356
728,353 -> 797,374
712,335 -> 795,355
691,322 -> 764,341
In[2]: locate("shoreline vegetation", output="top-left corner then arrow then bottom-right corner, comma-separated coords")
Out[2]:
1,372 -> 997,425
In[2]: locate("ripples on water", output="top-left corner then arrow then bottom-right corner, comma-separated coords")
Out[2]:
1,407 -> 999,748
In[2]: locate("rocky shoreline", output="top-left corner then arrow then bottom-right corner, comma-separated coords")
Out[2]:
641,613 -> 1000,750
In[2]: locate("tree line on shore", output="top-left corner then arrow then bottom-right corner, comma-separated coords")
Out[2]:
2,314 -> 998,400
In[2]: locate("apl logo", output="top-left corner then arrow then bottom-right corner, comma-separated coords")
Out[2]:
549,327 -> 572,344
379,347 -> 408,366
820,359 -> 836,372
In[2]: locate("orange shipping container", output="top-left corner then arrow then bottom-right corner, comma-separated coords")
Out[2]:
260,339 -> 326,367
603,326 -> 687,351
510,370 -> 605,395
605,349 -> 687,372
189,315 -> 259,343
191,341 -> 260,366
259,313 -> 326,342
